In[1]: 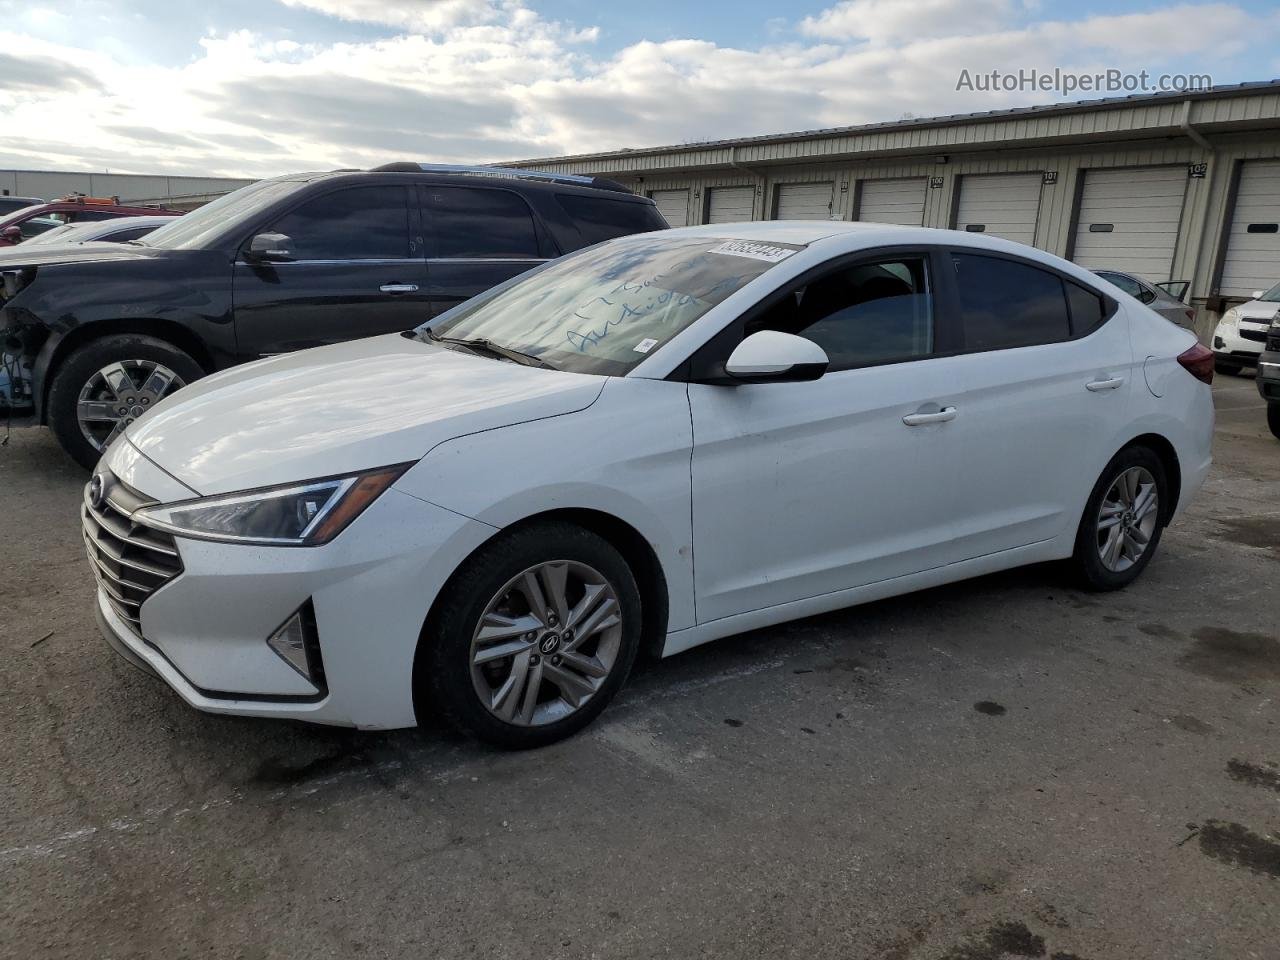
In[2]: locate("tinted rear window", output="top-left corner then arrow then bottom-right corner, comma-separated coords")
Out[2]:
952,253 -> 1071,350
556,194 -> 670,245
424,186 -> 540,259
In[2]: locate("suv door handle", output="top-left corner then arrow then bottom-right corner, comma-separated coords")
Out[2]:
379,283 -> 419,294
1085,377 -> 1125,392
902,406 -> 958,426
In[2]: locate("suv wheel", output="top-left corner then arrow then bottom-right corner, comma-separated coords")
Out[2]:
1214,359 -> 1242,376
47,334 -> 202,468
1268,402 -> 1280,441
1070,446 -> 1168,591
419,521 -> 642,749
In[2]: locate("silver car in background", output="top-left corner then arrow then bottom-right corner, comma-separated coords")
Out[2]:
1094,270 -> 1195,328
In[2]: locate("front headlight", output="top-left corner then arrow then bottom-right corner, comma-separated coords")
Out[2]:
134,464 -> 411,546
1222,307 -> 1241,327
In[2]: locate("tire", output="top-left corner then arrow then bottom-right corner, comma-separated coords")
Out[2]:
418,521 -> 642,749
1069,445 -> 1169,591
1214,359 -> 1242,376
1268,402 -> 1280,441
47,334 -> 203,469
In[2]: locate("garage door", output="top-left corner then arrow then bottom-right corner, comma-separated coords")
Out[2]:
954,173 -> 1042,246
774,182 -> 834,220
649,189 -> 690,227
706,186 -> 754,224
857,178 -> 926,225
1071,166 -> 1186,279
1219,160 -> 1280,298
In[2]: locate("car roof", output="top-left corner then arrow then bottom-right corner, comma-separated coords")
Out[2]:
660,220 -> 1084,261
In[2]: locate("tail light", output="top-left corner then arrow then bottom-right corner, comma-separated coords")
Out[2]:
1177,343 -> 1214,385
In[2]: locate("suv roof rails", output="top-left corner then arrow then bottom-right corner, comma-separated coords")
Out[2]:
370,162 -> 634,194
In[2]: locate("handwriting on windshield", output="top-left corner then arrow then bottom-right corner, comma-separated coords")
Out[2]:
564,271 -> 750,352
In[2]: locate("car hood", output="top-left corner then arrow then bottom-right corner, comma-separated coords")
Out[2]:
125,334 -> 607,496
1234,300 -> 1280,322
0,241 -> 168,268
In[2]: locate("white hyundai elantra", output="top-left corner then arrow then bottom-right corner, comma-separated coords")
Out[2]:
84,222 -> 1214,747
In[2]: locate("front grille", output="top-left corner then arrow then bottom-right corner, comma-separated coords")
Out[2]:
82,470 -> 183,635
1239,327 -> 1268,343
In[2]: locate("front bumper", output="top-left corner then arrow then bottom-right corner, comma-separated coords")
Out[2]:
91,441 -> 499,729
1258,353 -> 1280,403
1212,320 -> 1269,362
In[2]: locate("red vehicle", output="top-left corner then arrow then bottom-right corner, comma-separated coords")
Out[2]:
0,195 -> 181,246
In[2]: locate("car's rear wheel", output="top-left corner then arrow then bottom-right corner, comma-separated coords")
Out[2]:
419,521 -> 641,748
1070,446 -> 1168,591
1268,402 -> 1280,441
47,334 -> 202,469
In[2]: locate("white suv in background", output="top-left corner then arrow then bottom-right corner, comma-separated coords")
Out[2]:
1212,282 -> 1280,374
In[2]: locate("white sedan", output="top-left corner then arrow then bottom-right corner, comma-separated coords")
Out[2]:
84,222 -> 1215,748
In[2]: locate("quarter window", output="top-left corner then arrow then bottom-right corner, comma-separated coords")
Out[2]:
264,186 -> 410,261
749,257 -> 934,369
555,194 -> 669,245
952,253 -> 1071,350
424,186 -> 540,259
1065,282 -> 1106,333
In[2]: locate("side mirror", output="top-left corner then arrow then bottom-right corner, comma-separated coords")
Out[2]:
724,330 -> 829,383
1252,290 -> 1265,300
0,226 -> 22,244
247,232 -> 295,262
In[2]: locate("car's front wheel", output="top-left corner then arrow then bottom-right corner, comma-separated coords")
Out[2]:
1070,445 -> 1168,591
47,334 -> 202,469
419,521 -> 642,748
1268,402 -> 1280,441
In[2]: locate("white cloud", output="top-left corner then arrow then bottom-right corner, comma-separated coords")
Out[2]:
0,0 -> 1271,177
799,0 -> 1018,43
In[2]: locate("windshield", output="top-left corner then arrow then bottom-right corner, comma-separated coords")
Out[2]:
418,235 -> 803,375
140,178 -> 304,250
1258,281 -> 1280,302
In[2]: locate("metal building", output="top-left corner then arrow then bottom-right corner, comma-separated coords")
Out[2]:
0,169 -> 252,208
507,81 -> 1280,334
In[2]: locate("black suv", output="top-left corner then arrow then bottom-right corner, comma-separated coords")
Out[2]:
1258,318 -> 1280,439
0,164 -> 668,466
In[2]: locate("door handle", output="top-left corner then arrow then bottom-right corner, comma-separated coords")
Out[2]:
1085,377 -> 1125,392
379,283 -> 419,294
902,406 -> 958,426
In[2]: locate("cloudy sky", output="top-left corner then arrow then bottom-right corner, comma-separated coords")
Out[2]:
1,0 -> 1278,178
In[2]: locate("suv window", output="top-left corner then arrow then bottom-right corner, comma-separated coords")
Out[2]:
264,186 -> 410,261
748,256 -> 934,370
556,194 -> 669,245
952,253 -> 1070,351
423,186 -> 540,259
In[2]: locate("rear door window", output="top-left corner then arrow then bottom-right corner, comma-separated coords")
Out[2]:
423,186 -> 541,259
263,186 -> 411,260
556,194 -> 669,244
952,253 -> 1071,351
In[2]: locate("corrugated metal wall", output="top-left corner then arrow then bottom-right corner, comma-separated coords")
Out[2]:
0,170 -> 252,204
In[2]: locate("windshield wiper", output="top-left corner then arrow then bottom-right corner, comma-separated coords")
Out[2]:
424,331 -> 554,369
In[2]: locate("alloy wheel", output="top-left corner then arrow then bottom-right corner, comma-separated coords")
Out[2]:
470,560 -> 623,726
77,360 -> 186,453
1095,465 -> 1159,573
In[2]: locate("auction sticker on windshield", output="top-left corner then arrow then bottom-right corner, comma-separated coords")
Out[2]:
709,240 -> 800,263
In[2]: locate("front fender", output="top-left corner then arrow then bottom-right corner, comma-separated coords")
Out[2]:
396,377 -> 697,631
